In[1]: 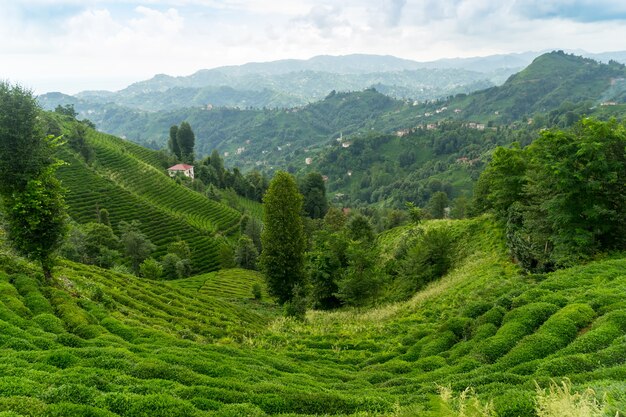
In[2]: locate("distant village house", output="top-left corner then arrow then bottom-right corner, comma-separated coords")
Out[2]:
167,164 -> 195,180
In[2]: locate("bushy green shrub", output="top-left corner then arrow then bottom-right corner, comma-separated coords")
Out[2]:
536,354 -> 596,376
472,323 -> 498,341
0,378 -> 42,397
462,301 -> 493,318
42,384 -> 98,405
561,322 -> 621,354
493,389 -> 535,417
45,403 -> 116,417
421,330 -> 458,357
441,317 -> 473,340
498,333 -> 564,368
100,317 -> 136,342
0,396 -> 47,416
55,333 -> 86,348
501,302 -> 559,328
45,351 -> 79,369
131,360 -> 198,385
214,403 -> 266,417
414,355 -> 447,372
475,305 -> 506,327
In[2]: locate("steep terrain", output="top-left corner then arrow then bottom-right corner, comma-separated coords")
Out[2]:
54,119 -> 241,273
0,217 -> 623,416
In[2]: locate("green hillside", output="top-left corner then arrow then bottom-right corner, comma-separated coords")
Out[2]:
0,216 -> 623,416
54,118 -> 242,273
410,51 -> 626,125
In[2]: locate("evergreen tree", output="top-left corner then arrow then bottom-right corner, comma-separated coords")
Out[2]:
259,171 -> 306,304
168,125 -> 181,159
301,172 -> 328,219
209,150 -> 224,187
176,122 -> 195,164
98,208 -> 111,227
426,191 -> 450,219
0,82 -> 67,280
119,221 -> 156,273
346,214 -> 374,243
235,236 -> 258,270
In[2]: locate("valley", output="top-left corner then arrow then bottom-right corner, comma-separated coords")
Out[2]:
0,49 -> 625,417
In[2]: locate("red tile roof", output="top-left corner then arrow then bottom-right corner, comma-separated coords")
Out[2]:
168,164 -> 194,171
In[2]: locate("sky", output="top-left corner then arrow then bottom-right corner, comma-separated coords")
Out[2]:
2,0 -> 626,94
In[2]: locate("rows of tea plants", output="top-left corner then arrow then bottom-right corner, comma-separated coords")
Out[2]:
258,218 -> 626,416
0,216 -> 624,416
56,150 -> 224,272
88,131 -> 240,234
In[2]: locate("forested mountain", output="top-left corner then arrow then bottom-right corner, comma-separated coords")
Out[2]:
41,52 -> 624,212
41,53 -> 530,111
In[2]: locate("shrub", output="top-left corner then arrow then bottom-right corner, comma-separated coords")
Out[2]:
214,403 -> 266,417
463,301 -> 492,318
493,389 -> 535,417
55,333 -> 86,348
100,317 -> 136,342
498,333 -> 564,368
33,314 -> 65,334
475,306 -> 506,327
251,283 -> 262,300
441,317 -> 473,340
45,351 -> 79,369
42,384 -> 98,405
414,355 -> 447,372
561,322 -> 622,354
536,354 -> 596,376
420,330 -> 457,357
45,403 -> 116,417
139,258 -> 163,280
0,396 -> 47,416
472,323 -> 498,341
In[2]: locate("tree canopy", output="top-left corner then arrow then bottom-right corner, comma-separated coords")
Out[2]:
0,82 -> 67,280
259,171 -> 306,304
474,118 -> 626,270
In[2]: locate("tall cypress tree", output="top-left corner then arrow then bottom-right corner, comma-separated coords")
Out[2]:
259,171 -> 306,304
301,172 -> 328,219
168,125 -> 181,159
176,122 -> 195,164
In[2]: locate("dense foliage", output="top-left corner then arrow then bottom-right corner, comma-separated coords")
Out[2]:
259,171 -> 306,305
0,82 -> 67,279
475,118 -> 626,270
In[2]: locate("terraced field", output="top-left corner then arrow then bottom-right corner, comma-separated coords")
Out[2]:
55,128 -> 244,273
0,217 -> 623,416
88,131 -> 240,234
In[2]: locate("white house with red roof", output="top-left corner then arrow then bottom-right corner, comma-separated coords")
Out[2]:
167,164 -> 194,180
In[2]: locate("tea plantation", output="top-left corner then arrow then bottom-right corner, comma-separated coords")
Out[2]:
0,216 -> 624,416
55,128 -> 242,273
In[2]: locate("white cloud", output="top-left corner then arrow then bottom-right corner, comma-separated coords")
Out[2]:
1,0 -> 625,94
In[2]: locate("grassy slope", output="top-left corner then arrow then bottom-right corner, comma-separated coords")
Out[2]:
0,217 -> 624,416
55,127 -> 242,273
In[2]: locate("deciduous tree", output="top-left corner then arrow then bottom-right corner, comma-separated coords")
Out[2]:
0,82 -> 67,280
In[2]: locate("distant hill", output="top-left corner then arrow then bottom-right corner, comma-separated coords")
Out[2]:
415,51 -> 626,124
38,52 -> 626,211
39,52 -> 542,113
